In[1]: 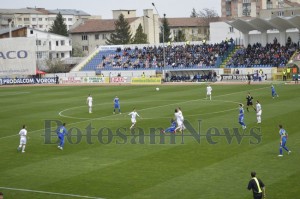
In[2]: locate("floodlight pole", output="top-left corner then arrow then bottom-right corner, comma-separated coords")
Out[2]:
152,3 -> 166,68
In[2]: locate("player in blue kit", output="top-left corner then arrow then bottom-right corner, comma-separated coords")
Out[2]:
278,124 -> 291,157
239,103 -> 246,130
56,123 -> 67,150
162,119 -> 177,133
113,96 -> 121,114
271,85 -> 279,99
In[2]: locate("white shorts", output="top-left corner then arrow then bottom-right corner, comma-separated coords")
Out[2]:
177,120 -> 183,127
131,118 -> 136,124
257,110 -> 262,116
88,103 -> 92,107
20,137 -> 26,145
207,92 -> 211,95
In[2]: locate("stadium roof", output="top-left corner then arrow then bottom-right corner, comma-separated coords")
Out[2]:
166,18 -> 207,27
227,16 -> 300,33
0,8 -> 41,14
0,27 -> 23,35
0,8 -> 90,16
48,9 -> 90,16
69,18 -> 139,33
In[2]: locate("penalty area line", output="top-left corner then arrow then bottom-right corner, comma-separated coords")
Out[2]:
0,186 -> 105,199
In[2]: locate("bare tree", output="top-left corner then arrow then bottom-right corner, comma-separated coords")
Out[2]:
197,8 -> 220,40
198,8 -> 220,26
45,58 -> 70,73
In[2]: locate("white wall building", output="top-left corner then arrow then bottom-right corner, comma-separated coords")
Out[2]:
0,27 -> 72,69
0,8 -> 91,31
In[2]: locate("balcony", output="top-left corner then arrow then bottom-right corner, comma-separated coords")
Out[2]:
51,45 -> 72,52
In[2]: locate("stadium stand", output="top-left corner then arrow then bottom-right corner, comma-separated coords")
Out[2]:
80,41 -> 235,72
226,41 -> 299,68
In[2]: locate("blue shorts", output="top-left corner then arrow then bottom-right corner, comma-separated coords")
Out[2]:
114,104 -> 120,109
239,116 -> 244,123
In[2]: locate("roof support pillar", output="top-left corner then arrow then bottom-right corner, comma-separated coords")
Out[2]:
279,31 -> 286,45
242,32 -> 249,46
261,32 -> 267,46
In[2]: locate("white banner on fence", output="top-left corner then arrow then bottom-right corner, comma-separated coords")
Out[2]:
0,37 -> 36,76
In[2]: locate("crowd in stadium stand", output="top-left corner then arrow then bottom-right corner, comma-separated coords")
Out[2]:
168,71 -> 217,82
97,41 -> 232,69
91,38 -> 299,71
226,38 -> 298,68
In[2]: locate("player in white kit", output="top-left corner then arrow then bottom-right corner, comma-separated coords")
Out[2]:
128,108 -> 141,130
176,107 -> 186,132
86,94 -> 93,113
256,100 -> 262,124
206,85 -> 212,100
17,125 -> 27,153
174,108 -> 185,133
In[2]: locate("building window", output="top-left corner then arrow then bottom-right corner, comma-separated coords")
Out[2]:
18,18 -> 22,21
102,34 -> 106,40
61,40 -> 65,46
82,46 -> 89,51
39,18 -> 43,21
37,52 -> 42,59
242,3 -> 251,16
95,34 -> 99,40
63,18 -> 66,21
82,35 -> 88,40
45,18 -> 48,21
61,53 -> 65,58
24,18 -> 30,21
32,18 -> 36,21
39,25 -> 43,28
68,18 -> 72,21
229,26 -> 234,33
56,41 -> 59,46
278,11 -> 284,16
30,30 -> 33,34
292,11 -> 294,15
36,40 -> 42,46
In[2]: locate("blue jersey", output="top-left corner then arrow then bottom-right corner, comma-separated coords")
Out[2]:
114,97 -> 120,108
239,107 -> 244,117
279,128 -> 288,142
170,121 -> 176,129
57,125 -> 67,135
165,121 -> 177,133
271,86 -> 276,93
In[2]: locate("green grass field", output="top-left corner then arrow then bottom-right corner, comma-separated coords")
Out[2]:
0,83 -> 299,199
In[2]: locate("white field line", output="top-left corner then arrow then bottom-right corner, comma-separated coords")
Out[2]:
0,186 -> 104,199
0,86 -> 269,140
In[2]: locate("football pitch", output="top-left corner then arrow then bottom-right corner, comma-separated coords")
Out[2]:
0,83 -> 299,199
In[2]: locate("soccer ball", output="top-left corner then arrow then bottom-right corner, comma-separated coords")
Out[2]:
156,87 -> 160,91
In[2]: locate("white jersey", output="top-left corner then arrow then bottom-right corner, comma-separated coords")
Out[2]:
128,111 -> 140,123
87,96 -> 93,107
256,103 -> 262,115
174,112 -> 183,126
207,86 -> 212,94
178,110 -> 184,122
19,128 -> 27,144
256,103 -> 262,112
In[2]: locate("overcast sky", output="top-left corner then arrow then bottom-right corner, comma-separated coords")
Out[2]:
2,0 -> 221,18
